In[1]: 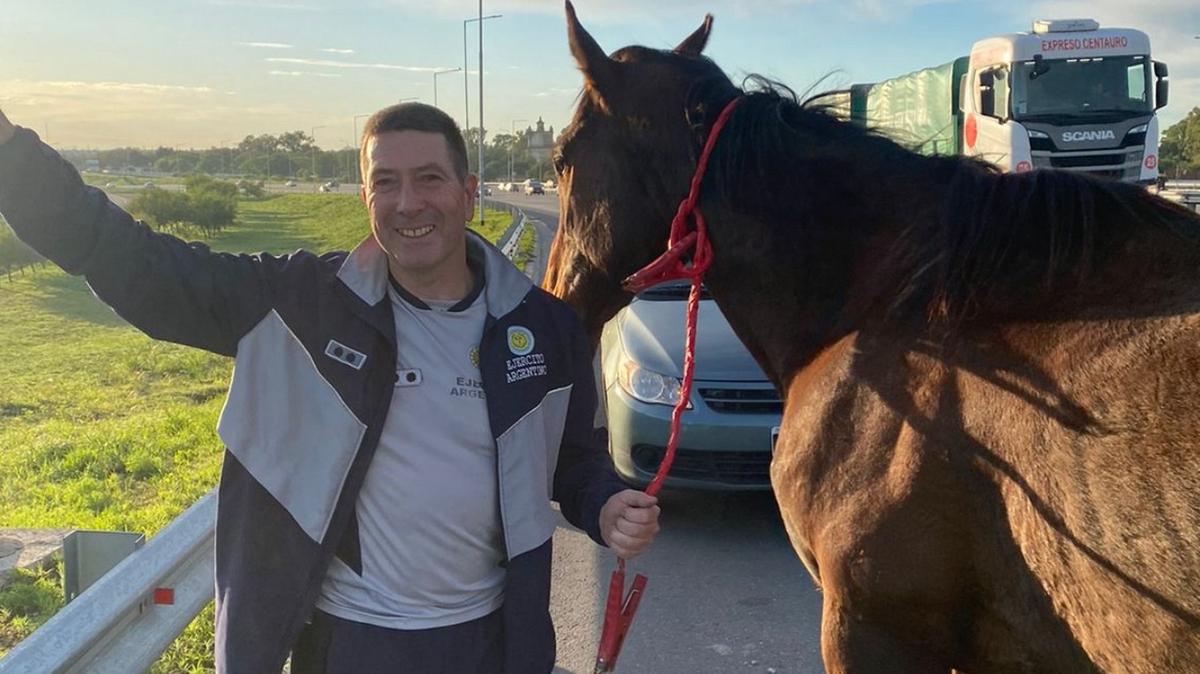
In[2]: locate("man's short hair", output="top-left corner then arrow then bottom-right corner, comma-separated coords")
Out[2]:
359,103 -> 470,183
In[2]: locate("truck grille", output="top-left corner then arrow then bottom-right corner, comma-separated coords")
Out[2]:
697,386 -> 783,414
631,444 -> 772,486
1031,145 -> 1143,181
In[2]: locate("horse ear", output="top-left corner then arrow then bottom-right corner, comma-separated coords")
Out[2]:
565,1 -> 615,92
674,14 -> 713,56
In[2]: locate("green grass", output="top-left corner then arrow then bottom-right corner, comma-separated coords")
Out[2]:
0,565 -> 62,655
0,193 -> 523,670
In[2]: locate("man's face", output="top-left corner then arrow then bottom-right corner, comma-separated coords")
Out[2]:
361,130 -> 478,289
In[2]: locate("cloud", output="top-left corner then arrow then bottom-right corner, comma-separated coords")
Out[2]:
238,41 -> 293,49
408,0 -> 954,23
321,48 -> 356,54
203,0 -> 322,10
268,70 -> 343,78
265,57 -> 450,72
0,78 -> 324,147
839,0 -> 959,22
8,80 -> 216,95
533,87 -> 579,98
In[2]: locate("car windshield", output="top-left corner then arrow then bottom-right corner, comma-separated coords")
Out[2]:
636,281 -> 712,301
1012,54 -> 1152,120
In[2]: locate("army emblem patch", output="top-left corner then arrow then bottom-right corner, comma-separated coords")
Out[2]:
507,326 -> 534,356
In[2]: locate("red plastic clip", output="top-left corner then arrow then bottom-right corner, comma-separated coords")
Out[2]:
594,562 -> 648,673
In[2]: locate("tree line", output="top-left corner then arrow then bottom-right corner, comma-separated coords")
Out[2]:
62,127 -> 554,184
1160,106 -> 1200,179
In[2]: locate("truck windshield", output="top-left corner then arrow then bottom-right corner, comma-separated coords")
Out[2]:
1012,55 -> 1151,119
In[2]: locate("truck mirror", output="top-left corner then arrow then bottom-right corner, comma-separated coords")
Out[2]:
996,68 -> 1010,124
978,70 -> 996,117
1154,61 -> 1169,110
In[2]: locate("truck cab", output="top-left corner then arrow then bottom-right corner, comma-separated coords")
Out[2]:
963,19 -> 1169,185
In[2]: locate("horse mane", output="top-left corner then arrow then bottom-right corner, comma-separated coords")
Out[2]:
680,66 -> 1200,327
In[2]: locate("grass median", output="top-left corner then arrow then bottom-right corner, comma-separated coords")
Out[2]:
0,193 -> 514,670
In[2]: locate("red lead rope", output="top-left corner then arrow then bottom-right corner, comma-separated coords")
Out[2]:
593,96 -> 743,673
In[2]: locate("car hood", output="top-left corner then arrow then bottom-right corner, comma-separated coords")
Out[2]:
617,298 -> 769,382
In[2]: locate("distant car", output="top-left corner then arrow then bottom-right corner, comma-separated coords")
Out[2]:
523,179 -> 544,195
599,281 -> 782,490
285,179 -> 298,187
319,184 -> 333,193
323,180 -> 339,189
477,185 -> 492,198
104,182 -> 115,188
143,182 -> 155,189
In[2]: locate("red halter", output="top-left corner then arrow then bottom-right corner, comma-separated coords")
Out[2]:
621,95 -> 743,294
595,95 -> 743,673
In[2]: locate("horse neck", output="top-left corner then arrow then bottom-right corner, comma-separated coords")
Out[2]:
701,160 -> 1200,390
697,148 -> 943,387
700,212 -> 863,390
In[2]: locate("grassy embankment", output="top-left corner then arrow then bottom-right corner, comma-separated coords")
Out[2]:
0,193 -> 515,671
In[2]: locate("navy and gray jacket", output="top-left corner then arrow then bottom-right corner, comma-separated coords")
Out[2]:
0,128 -> 626,673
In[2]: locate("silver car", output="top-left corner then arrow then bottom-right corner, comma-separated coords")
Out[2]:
599,282 -> 782,490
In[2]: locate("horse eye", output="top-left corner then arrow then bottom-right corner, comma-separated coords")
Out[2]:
552,152 -> 566,175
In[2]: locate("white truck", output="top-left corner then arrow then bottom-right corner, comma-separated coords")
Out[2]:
825,19 -> 1170,185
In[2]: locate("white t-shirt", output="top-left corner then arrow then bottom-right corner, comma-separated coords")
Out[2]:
316,280 -> 505,629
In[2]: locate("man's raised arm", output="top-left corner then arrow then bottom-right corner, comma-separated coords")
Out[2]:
0,109 -> 295,357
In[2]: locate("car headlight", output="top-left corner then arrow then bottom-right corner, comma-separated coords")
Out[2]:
617,360 -> 692,408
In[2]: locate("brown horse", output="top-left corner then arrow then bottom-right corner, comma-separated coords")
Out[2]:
545,3 -> 1200,673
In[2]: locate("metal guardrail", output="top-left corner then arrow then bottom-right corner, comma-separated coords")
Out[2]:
0,490 -> 217,674
499,215 -> 528,260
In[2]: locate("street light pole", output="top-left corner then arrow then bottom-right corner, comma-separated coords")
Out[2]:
463,14 -> 501,174
477,0 -> 485,227
433,68 -> 461,108
509,119 -> 526,183
311,125 -> 325,190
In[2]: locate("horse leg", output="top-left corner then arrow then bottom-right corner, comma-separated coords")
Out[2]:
821,593 -> 952,674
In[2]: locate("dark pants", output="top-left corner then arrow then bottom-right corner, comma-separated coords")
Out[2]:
291,608 -> 505,674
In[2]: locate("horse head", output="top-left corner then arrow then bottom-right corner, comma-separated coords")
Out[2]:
546,1 -> 737,345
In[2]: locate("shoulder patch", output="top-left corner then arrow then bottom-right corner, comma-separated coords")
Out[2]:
325,339 -> 367,370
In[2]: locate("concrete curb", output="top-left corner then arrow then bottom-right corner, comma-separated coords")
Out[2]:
0,529 -> 70,587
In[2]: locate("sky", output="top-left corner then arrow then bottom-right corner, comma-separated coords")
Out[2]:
1,0 -> 1197,150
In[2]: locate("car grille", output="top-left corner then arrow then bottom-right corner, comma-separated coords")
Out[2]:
631,444 -> 771,486
697,387 -> 782,414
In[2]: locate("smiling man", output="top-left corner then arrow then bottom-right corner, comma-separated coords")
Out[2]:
0,103 -> 660,674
